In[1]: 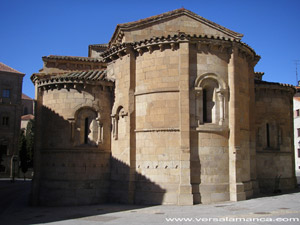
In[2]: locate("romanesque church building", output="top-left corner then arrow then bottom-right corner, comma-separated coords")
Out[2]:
31,9 -> 296,206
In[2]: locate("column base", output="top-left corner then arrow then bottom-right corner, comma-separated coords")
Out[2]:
230,182 -> 246,201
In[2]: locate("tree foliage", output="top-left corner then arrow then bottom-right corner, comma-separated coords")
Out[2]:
25,119 -> 35,167
19,129 -> 28,176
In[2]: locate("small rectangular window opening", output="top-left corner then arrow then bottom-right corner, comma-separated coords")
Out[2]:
2,117 -> 9,126
2,89 -> 10,98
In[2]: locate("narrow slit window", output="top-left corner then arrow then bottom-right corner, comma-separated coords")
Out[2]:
266,123 -> 270,148
2,117 -> 9,126
84,117 -> 89,144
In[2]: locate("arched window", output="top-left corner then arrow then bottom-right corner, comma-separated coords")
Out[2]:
112,106 -> 128,140
202,79 -> 218,123
194,73 -> 226,126
74,107 -> 100,146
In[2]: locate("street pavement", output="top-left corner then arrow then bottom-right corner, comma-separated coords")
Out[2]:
0,179 -> 300,225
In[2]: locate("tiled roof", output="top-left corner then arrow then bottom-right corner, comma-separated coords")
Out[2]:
21,114 -> 34,120
32,70 -> 113,83
0,62 -> 24,74
22,93 -> 32,100
89,44 -> 108,48
55,70 -> 110,81
255,80 -> 295,91
110,8 -> 243,45
294,97 -> 300,102
42,55 -> 103,63
255,80 -> 294,87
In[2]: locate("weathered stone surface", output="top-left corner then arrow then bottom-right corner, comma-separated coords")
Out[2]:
30,9 -> 296,206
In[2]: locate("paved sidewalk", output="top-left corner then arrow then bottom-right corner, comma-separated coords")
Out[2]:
1,180 -> 300,224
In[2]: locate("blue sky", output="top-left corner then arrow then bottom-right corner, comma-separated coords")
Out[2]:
0,0 -> 299,98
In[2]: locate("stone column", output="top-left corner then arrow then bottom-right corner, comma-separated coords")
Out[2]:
127,46 -> 136,204
178,41 -> 193,205
195,87 -> 203,126
228,45 -> 246,201
96,117 -> 103,144
249,66 -> 259,194
217,90 -> 225,125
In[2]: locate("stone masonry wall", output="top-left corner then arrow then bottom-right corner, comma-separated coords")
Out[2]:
122,15 -> 234,43
135,49 -> 181,204
36,85 -> 112,205
255,86 -> 296,192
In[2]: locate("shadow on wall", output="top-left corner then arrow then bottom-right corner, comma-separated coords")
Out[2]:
110,157 -> 166,205
33,104 -> 166,208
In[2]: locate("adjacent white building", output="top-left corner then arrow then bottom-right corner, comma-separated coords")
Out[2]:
293,87 -> 300,184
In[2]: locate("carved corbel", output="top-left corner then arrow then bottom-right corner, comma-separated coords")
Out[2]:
147,46 -> 153,54
170,42 -> 176,51
159,44 -> 164,52
117,52 -> 123,59
197,42 -> 202,51
137,48 -> 143,56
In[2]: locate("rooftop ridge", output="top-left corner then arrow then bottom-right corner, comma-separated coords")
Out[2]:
109,8 -> 243,46
0,62 -> 24,75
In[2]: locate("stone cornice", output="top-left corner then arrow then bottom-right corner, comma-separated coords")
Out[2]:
102,33 -> 260,64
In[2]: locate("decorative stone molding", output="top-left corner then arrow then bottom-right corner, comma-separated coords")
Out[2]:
101,33 -> 260,64
135,128 -> 180,133
134,88 -> 179,96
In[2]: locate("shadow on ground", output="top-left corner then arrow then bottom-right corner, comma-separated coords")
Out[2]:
252,186 -> 300,200
1,179 -> 300,225
0,180 -> 148,225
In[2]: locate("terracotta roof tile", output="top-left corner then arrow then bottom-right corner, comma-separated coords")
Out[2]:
32,70 -> 113,83
22,93 -> 32,100
21,114 -> 34,120
43,55 -> 103,63
294,97 -> 300,101
0,62 -> 24,74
